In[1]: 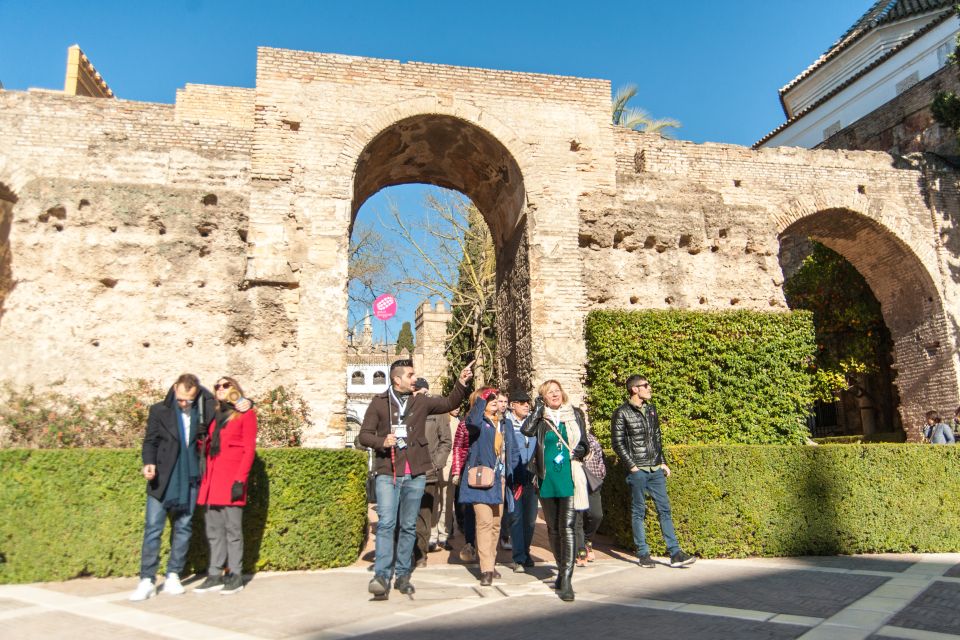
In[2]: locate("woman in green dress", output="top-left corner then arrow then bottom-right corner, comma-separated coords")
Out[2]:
521,380 -> 589,602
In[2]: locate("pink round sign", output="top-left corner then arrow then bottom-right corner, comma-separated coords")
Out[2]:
373,294 -> 397,321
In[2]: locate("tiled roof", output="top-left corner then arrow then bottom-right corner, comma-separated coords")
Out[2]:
779,0 -> 953,103
754,8 -> 954,148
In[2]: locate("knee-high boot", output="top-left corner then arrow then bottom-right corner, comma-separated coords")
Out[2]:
557,497 -> 576,602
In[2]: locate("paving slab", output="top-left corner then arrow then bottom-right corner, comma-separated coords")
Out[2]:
1,553 -> 958,640
884,582 -> 960,636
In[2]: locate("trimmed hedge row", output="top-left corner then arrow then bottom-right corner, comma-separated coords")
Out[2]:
0,448 -> 367,584
599,444 -> 960,557
585,310 -> 817,446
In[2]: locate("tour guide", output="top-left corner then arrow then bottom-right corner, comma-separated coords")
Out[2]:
359,358 -> 474,599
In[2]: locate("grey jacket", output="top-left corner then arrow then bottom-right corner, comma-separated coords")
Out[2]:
424,409 -> 453,483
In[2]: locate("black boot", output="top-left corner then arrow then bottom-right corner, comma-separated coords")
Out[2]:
480,571 -> 493,587
395,575 -> 415,595
557,497 -> 576,602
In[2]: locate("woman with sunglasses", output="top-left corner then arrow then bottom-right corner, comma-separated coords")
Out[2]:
457,386 -> 518,586
521,379 -> 589,602
195,376 -> 258,595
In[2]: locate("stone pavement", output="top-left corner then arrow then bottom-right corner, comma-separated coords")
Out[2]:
1,551 -> 959,640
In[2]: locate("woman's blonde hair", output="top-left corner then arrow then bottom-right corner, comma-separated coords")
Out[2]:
538,379 -> 568,405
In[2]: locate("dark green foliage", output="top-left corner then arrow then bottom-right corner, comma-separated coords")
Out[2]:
783,242 -> 894,400
585,310 -> 816,446
395,321 -> 415,355
0,448 -> 367,584
600,444 -> 960,557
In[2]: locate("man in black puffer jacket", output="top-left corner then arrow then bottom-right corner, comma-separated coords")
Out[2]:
611,375 -> 695,569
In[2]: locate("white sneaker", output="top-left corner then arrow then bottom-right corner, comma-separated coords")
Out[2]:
162,573 -> 185,595
128,578 -> 156,601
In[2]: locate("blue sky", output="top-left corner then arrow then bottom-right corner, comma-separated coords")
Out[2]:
0,0 -> 873,340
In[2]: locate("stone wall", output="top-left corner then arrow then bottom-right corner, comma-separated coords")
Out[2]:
582,130 -> 960,436
1,48 -> 959,444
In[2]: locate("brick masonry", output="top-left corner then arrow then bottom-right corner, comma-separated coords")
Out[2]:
0,47 -> 958,445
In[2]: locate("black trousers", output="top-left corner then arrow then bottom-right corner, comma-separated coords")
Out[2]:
575,489 -> 603,553
540,495 -> 576,582
415,481 -> 438,561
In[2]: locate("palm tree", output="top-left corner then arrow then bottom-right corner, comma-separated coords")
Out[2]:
612,84 -> 680,136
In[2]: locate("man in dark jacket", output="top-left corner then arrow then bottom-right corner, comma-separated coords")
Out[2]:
610,375 -> 695,569
129,373 -> 250,601
359,359 -> 472,599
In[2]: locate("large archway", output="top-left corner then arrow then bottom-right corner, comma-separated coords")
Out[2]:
351,114 -> 532,392
780,208 -> 956,436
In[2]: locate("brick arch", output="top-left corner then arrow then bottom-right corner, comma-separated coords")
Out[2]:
345,103 -> 534,394
780,206 -> 956,437
341,98 -> 532,247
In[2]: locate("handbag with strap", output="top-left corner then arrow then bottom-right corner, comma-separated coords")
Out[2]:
467,465 -> 495,489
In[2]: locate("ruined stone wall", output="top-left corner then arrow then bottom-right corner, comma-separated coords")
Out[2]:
581,129 -> 960,436
2,48 -> 959,446
243,47 -> 616,443
0,89 -> 298,400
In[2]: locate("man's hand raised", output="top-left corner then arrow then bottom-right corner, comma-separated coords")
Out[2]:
458,361 -> 475,386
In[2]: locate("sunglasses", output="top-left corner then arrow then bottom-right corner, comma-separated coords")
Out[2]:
214,381 -> 232,390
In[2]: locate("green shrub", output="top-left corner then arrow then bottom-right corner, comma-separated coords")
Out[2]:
255,386 -> 307,447
0,448 -> 367,584
599,444 -> 960,557
585,310 -> 816,446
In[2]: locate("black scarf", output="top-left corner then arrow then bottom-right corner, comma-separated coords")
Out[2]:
211,401 -> 235,457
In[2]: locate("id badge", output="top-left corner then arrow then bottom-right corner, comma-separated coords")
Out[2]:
395,424 -> 408,449
553,452 -> 564,465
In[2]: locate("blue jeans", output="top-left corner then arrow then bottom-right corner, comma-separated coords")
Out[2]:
627,468 -> 680,557
510,481 -> 539,564
374,473 -> 426,580
139,485 -> 198,580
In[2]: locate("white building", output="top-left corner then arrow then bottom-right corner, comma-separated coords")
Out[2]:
757,0 -> 958,149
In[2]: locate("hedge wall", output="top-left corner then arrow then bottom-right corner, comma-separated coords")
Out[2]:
0,448 -> 367,584
585,309 -> 817,446
600,444 -> 960,557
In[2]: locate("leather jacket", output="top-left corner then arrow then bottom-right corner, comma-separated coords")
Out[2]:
520,400 -> 588,484
610,400 -> 665,469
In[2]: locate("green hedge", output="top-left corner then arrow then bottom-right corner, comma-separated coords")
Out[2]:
599,444 -> 960,557
0,448 -> 367,584
585,310 -> 817,446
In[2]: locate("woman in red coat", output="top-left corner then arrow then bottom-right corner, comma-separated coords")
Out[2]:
194,376 -> 258,595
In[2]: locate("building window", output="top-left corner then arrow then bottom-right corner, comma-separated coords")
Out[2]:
351,371 -> 365,386
822,121 -> 842,140
895,71 -> 919,95
938,42 -> 953,69
373,371 -> 386,385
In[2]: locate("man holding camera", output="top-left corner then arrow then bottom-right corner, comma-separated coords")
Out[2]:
359,359 -> 473,599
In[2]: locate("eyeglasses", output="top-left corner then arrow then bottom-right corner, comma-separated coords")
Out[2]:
214,382 -> 232,390
175,397 -> 194,404
637,383 -> 651,389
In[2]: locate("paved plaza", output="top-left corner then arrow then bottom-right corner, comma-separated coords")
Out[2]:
2,545 -> 958,640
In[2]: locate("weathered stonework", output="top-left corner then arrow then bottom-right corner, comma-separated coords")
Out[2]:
1,47 -> 958,444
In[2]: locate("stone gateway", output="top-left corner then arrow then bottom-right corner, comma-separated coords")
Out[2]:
1,47 -> 957,445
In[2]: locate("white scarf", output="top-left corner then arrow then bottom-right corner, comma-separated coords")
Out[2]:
545,404 -> 589,510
